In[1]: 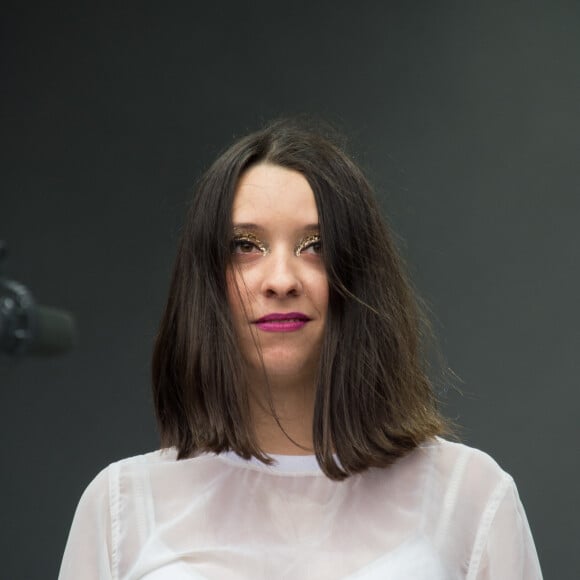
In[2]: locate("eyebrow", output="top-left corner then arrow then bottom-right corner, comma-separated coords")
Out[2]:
232,223 -> 320,232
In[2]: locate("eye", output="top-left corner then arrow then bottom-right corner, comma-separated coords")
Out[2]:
232,239 -> 258,254
231,234 -> 268,256
296,234 -> 322,256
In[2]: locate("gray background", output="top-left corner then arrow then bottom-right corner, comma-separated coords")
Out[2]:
1,2 -> 578,578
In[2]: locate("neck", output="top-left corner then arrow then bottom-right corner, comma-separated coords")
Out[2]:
247,372 -> 316,455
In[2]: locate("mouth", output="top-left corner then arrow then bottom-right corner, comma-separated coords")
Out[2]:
254,312 -> 311,332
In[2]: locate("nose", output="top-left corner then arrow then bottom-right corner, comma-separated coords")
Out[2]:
260,251 -> 302,298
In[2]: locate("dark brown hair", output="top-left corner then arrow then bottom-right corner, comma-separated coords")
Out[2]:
152,118 -> 448,480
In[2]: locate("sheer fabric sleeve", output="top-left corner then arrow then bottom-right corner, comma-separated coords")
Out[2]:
469,476 -> 542,580
58,465 -> 114,580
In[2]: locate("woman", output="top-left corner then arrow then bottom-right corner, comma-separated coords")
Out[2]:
59,119 -> 542,579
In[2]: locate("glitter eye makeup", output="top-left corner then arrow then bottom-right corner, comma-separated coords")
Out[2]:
231,229 -> 321,257
231,231 -> 269,255
295,234 -> 322,256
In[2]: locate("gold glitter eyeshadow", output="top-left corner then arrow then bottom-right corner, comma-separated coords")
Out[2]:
295,234 -> 322,256
231,231 -> 269,255
231,229 -> 321,256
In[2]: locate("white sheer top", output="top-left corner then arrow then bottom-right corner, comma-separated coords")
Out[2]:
59,438 -> 542,579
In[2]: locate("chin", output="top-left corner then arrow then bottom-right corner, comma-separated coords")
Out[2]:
247,350 -> 319,382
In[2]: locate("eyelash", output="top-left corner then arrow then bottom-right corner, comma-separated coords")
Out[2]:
230,234 -> 322,256
295,234 -> 322,256
231,236 -> 266,255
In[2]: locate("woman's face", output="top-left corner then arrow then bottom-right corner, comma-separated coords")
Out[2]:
227,163 -> 328,383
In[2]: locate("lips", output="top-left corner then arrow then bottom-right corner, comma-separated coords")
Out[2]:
256,312 -> 310,323
254,312 -> 310,332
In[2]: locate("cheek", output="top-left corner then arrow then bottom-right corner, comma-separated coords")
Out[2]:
304,271 -> 329,317
226,267 -> 254,322
226,271 -> 241,315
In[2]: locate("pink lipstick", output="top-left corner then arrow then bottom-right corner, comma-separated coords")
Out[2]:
255,312 -> 310,332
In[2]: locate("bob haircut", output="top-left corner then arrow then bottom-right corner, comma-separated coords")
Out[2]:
153,118 -> 448,480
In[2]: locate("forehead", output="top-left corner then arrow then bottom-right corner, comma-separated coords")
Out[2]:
232,164 -> 318,225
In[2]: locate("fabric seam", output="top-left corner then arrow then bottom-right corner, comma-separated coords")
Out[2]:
433,444 -> 470,547
108,461 -> 121,580
465,473 -> 513,580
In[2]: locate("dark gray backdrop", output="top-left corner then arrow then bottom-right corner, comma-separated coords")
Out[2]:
1,2 -> 578,578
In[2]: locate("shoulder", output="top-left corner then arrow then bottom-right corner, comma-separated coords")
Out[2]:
112,447 -> 178,474
401,442 -> 542,578
425,437 -> 512,485
417,437 -> 515,523
422,442 -> 542,577
78,448 -> 177,502
70,449 -> 179,540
